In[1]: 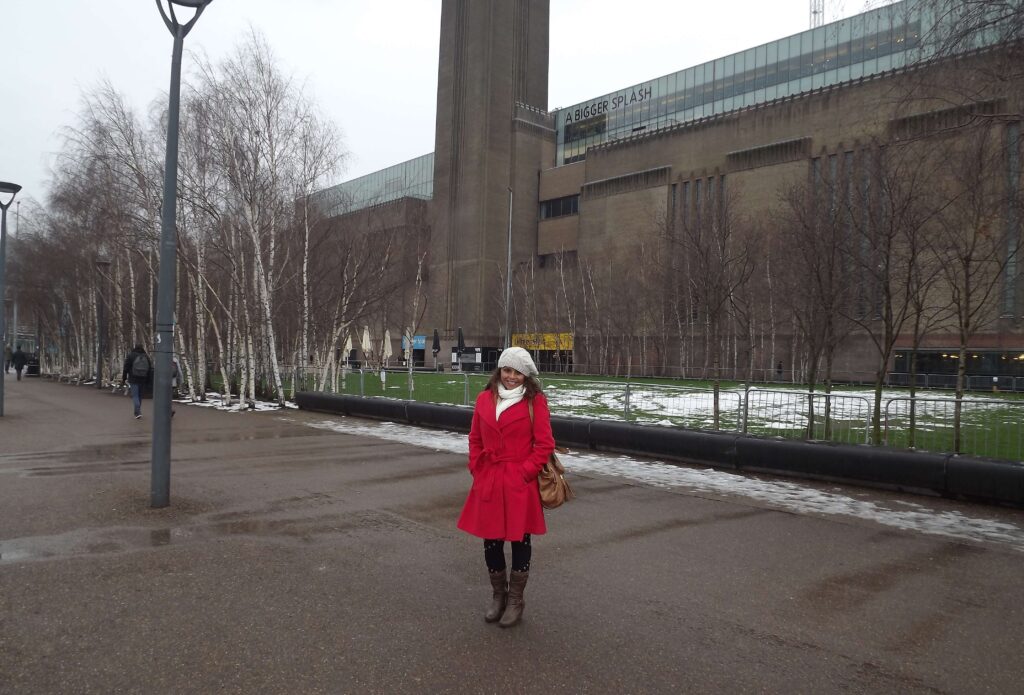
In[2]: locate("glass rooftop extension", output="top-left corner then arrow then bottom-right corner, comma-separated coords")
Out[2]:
553,0 -> 950,165
313,152 -> 434,218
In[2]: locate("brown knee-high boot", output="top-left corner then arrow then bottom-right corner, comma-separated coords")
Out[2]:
484,570 -> 508,622
499,570 -> 529,627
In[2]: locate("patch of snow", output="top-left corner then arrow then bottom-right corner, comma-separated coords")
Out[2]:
176,392 -> 297,412
295,415 -> 1024,552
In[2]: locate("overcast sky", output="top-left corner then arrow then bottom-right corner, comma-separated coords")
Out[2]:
2,0 -> 878,211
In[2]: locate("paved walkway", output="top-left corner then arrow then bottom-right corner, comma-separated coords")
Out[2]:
2,374 -> 1023,693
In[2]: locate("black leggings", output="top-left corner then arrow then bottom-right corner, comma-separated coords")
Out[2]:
483,535 -> 532,573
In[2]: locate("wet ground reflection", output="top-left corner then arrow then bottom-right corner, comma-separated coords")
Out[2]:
0,508 -> 401,565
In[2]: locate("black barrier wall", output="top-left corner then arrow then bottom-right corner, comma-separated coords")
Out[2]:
295,392 -> 1024,508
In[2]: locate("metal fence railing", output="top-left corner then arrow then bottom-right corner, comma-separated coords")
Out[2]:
302,370 -> 1024,462
742,388 -> 873,445
543,379 -> 744,431
883,396 -> 1024,461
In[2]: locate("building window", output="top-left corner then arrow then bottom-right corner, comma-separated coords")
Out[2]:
539,194 -> 580,220
681,180 -> 691,230
828,154 -> 838,214
844,150 -> 855,274
694,178 -> 702,229
811,156 -> 823,212
718,174 -> 726,225
707,176 -> 716,226
1006,121 -> 1021,317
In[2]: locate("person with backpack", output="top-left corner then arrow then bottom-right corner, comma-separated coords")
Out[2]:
11,345 -> 28,381
121,345 -> 151,419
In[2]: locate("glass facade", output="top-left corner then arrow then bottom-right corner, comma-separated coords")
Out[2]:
313,153 -> 434,217
895,350 -> 1024,378
554,0 -> 940,165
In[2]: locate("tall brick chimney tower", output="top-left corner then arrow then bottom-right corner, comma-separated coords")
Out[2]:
429,0 -> 550,355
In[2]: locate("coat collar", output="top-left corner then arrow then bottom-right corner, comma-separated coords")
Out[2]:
479,393 -> 530,433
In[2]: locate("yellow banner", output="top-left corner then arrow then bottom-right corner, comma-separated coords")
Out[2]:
512,332 -> 574,351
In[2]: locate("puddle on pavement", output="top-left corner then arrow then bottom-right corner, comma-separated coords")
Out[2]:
0,526 -> 183,564
24,460 -> 149,477
1,440 -> 150,477
66,441 -> 149,463
174,426 -> 330,445
0,548 -> 46,562
2,427 -> 325,474
0,508 -> 397,565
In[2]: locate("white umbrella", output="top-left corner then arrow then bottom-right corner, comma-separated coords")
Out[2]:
362,326 -> 371,362
383,329 -> 393,365
342,335 -> 352,368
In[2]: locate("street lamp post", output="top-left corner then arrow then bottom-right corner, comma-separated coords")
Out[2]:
151,0 -> 213,508
95,258 -> 111,389
505,187 -> 513,350
0,181 -> 22,418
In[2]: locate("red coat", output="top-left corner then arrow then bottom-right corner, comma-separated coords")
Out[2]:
457,390 -> 555,541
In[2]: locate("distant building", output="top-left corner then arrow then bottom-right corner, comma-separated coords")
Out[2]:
316,0 -> 1023,380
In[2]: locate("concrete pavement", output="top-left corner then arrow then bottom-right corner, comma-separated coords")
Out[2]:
2,374 -> 1024,693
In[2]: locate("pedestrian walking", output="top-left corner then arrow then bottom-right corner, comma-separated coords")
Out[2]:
457,346 -> 554,628
171,355 -> 184,417
171,355 -> 184,395
121,345 -> 151,419
3,344 -> 11,373
11,346 -> 28,381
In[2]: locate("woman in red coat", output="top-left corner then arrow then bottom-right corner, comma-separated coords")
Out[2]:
457,346 -> 554,627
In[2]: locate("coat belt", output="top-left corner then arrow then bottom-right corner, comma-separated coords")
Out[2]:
479,448 -> 521,502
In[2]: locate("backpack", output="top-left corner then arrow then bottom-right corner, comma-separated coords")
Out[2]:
131,353 -> 151,379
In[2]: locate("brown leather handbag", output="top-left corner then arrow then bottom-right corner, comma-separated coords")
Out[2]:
529,401 -> 575,509
538,448 -> 574,509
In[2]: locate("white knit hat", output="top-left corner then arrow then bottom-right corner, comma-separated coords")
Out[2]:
497,346 -> 538,377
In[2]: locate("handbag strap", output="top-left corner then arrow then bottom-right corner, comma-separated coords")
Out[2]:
529,400 -> 568,454
529,401 -> 536,450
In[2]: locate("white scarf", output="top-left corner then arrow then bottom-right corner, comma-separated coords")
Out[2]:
495,385 -> 525,420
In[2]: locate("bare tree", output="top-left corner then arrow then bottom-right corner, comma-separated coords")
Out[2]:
662,175 -> 756,420
927,122 -> 1022,451
776,157 -> 860,437
839,141 -> 939,444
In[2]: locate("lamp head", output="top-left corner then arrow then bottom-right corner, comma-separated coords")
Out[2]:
158,0 -> 213,33
0,181 -> 20,209
95,257 -> 112,270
